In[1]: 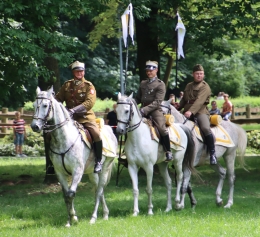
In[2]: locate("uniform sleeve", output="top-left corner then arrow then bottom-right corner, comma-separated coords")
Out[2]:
80,83 -> 96,111
178,84 -> 189,110
189,84 -> 211,115
55,83 -> 66,103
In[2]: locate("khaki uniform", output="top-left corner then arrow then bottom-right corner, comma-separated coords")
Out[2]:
55,78 -> 101,141
179,80 -> 212,136
135,78 -> 168,136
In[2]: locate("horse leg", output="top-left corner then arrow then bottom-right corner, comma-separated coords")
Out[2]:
176,167 -> 191,210
187,182 -> 197,210
223,153 -> 236,208
128,163 -> 140,216
144,163 -> 154,215
157,162 -> 172,212
171,153 -> 185,209
211,163 -> 226,207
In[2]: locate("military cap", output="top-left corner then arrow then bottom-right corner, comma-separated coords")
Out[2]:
145,60 -> 158,70
70,61 -> 85,71
193,64 -> 204,72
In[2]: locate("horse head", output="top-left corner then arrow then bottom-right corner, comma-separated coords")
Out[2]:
116,92 -> 142,135
31,86 -> 55,132
161,100 -> 184,123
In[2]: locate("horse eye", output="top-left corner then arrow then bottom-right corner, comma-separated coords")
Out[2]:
125,110 -> 129,114
43,104 -> 48,108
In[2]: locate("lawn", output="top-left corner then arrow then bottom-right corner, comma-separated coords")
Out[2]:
0,156 -> 260,237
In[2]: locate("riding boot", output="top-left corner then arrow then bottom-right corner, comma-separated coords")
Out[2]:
161,134 -> 173,162
93,140 -> 103,173
205,134 -> 217,165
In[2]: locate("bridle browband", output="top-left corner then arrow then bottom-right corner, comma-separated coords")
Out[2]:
117,99 -> 142,132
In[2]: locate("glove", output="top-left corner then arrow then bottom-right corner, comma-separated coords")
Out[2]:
140,108 -> 145,117
68,109 -> 75,118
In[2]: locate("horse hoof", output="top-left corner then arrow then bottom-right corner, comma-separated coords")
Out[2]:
224,203 -> 232,208
133,212 -> 139,217
103,215 -> 109,221
165,207 -> 172,212
90,218 -> 96,224
147,210 -> 154,215
175,204 -> 184,211
216,200 -> 223,207
65,223 -> 71,228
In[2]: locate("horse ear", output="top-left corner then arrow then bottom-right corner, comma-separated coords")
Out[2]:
36,87 -> 41,95
118,92 -> 121,100
47,86 -> 54,97
129,92 -> 133,99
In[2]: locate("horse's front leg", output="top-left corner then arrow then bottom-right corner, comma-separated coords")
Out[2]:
128,163 -> 139,216
144,163 -> 154,215
211,163 -> 226,207
157,162 -> 172,212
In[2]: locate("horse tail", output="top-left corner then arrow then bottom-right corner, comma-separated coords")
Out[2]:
179,124 -> 199,176
234,124 -> 247,170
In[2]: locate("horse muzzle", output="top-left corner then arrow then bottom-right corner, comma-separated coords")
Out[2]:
116,126 -> 126,135
31,120 -> 43,132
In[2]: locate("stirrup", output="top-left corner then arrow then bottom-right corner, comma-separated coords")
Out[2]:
94,162 -> 102,173
210,155 -> 217,165
118,157 -> 128,168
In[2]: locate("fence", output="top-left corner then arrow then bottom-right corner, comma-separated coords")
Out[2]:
1,105 -> 260,138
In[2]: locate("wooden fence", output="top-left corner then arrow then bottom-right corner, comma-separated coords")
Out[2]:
1,105 -> 260,138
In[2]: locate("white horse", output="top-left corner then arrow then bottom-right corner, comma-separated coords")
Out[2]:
30,86 -> 117,226
161,100 -> 247,209
116,93 -> 195,216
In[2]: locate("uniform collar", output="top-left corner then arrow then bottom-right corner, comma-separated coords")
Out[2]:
148,77 -> 157,83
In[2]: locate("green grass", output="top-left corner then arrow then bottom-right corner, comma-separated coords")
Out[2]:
0,156 -> 260,236
241,124 -> 260,131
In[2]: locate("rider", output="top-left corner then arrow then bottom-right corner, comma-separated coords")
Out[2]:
135,60 -> 173,162
178,64 -> 217,165
55,61 -> 103,173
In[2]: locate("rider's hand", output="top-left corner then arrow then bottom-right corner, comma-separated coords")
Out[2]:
184,111 -> 192,119
140,108 -> 145,117
69,109 -> 75,118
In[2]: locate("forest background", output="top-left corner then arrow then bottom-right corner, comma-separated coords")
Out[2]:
0,0 -> 260,109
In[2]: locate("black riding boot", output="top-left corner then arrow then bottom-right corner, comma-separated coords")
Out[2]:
205,134 -> 217,165
93,140 -> 103,173
162,134 -> 173,162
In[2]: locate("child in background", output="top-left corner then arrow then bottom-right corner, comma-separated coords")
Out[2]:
13,111 -> 27,157
221,94 -> 233,120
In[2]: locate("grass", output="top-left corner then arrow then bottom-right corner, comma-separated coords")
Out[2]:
0,156 -> 260,236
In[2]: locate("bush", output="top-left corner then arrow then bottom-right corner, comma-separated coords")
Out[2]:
247,130 -> 260,149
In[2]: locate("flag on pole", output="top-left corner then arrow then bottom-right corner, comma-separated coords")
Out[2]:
121,3 -> 134,47
175,12 -> 186,59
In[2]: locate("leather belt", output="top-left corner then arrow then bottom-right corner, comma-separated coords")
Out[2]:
187,100 -> 196,104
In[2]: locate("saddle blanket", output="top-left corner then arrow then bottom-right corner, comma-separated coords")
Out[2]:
77,121 -> 117,158
194,124 -> 235,147
143,118 -> 184,151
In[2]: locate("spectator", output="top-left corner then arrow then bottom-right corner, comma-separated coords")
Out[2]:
13,111 -> 27,157
105,103 -> 118,140
209,100 -> 220,115
178,91 -> 184,101
221,94 -> 232,120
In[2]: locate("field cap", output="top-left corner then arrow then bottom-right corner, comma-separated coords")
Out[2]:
70,61 -> 85,71
145,60 -> 158,70
193,64 -> 204,72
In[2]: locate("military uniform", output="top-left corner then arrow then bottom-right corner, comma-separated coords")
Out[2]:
56,78 -> 101,141
179,64 -> 217,165
135,77 -> 167,136
55,61 -> 103,173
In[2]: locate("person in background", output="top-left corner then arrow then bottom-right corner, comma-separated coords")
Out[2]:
209,100 -> 221,115
221,94 -> 232,120
178,64 -> 217,165
216,92 -> 224,100
13,111 -> 27,157
105,103 -> 118,140
55,61 -> 103,173
136,60 -> 173,162
178,91 -> 184,101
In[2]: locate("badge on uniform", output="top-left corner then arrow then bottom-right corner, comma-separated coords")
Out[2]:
90,89 -> 95,95
78,90 -> 82,93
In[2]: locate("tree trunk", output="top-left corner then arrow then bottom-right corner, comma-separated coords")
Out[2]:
136,7 -> 160,81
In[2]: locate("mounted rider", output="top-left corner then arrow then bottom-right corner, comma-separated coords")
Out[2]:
178,64 -> 217,165
55,61 -> 103,173
135,60 -> 173,162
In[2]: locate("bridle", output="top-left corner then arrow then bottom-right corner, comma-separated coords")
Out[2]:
33,94 -> 79,175
33,95 -> 69,133
117,100 -> 142,132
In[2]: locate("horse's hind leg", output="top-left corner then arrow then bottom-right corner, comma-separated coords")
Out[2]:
211,163 -> 227,207
157,162 -> 172,212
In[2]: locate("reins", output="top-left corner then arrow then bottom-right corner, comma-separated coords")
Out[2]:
117,100 -> 142,132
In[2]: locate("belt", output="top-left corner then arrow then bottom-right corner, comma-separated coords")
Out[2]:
187,100 -> 196,104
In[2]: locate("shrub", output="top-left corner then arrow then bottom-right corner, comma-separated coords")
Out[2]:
247,130 -> 260,149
